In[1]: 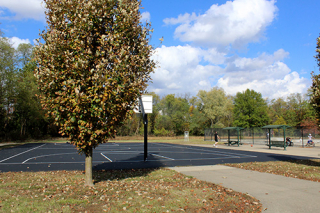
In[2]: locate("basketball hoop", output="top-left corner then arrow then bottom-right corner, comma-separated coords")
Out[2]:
133,95 -> 153,162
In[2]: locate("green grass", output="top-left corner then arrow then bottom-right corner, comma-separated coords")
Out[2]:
225,159 -> 320,182
0,169 -> 262,212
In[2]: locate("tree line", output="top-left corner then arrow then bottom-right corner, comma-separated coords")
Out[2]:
118,88 -> 318,137
0,36 -> 318,142
0,34 -> 59,141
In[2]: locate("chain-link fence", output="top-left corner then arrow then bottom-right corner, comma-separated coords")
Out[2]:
204,127 -> 320,147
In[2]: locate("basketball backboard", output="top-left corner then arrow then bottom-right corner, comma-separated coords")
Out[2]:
133,95 -> 153,114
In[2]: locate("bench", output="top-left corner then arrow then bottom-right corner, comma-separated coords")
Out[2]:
266,141 -> 286,150
226,140 -> 242,146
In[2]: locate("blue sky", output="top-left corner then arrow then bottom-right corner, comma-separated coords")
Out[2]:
1,0 -> 319,100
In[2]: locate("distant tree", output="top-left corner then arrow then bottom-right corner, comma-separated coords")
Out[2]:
311,35 -> 320,127
156,94 -> 190,135
17,43 -> 33,67
272,115 -> 286,125
34,0 -> 155,186
220,95 -> 234,127
285,93 -> 307,126
0,36 -> 17,139
197,87 -> 232,128
233,89 -> 269,128
188,101 -> 208,135
148,92 -> 160,134
15,44 -> 47,139
268,97 -> 287,123
300,118 -> 320,135
302,99 -> 317,121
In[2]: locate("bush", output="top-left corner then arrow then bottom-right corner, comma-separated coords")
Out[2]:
154,128 -> 168,136
154,128 -> 175,137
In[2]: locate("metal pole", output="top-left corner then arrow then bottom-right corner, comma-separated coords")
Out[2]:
283,127 -> 286,151
302,128 -> 304,148
268,129 -> 271,149
252,128 -> 254,145
144,114 -> 148,162
237,128 -> 240,147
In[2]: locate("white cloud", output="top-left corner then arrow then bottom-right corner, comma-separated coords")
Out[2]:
9,37 -> 30,49
164,12 -> 197,25
141,12 -> 151,23
0,0 -> 45,21
150,45 -> 308,100
149,45 -> 224,95
165,0 -> 277,48
217,50 -> 308,99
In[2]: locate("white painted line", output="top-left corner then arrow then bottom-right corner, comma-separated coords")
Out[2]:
0,144 -> 46,163
98,151 -> 142,153
1,161 -> 85,165
99,143 -> 119,146
151,153 -> 175,160
100,153 -> 112,162
22,153 -> 77,164
40,148 -> 77,150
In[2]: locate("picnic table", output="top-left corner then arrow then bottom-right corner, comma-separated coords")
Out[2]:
223,127 -> 244,147
262,125 -> 291,150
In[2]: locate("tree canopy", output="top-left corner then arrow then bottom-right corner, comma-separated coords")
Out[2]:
197,87 -> 232,128
34,0 -> 155,185
311,35 -> 320,126
233,89 -> 269,128
0,32 -> 48,141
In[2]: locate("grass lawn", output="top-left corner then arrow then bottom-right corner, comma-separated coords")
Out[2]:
225,159 -> 320,182
0,168 -> 261,212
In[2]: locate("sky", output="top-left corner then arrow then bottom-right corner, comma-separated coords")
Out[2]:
0,0 -> 319,100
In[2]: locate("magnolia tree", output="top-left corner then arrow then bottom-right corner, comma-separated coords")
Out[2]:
34,0 -> 155,186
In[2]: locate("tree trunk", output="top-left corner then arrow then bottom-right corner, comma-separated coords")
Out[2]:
85,146 -> 94,186
135,115 -> 141,135
20,118 -> 26,138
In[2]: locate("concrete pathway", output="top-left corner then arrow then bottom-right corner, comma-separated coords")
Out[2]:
170,144 -> 320,213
